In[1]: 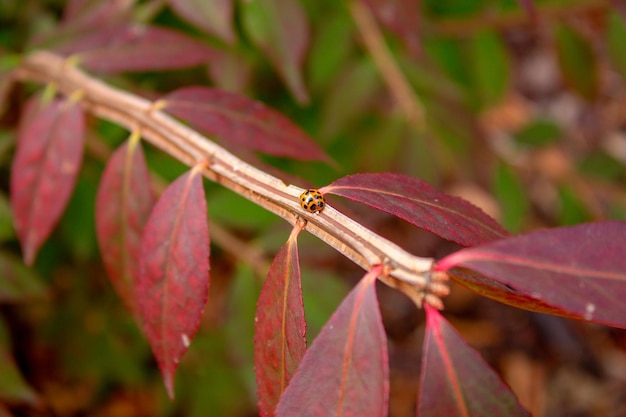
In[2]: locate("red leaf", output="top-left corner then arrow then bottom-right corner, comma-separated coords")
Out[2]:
95,140 -> 155,313
321,173 -> 508,247
163,87 -> 329,161
10,98 -> 85,265
276,265 -> 388,417
437,221 -> 626,328
418,305 -> 530,417
241,0 -> 310,103
137,169 -> 209,398
167,0 -> 235,44
361,0 -> 422,58
56,24 -> 216,74
254,226 -> 307,417
62,0 -> 131,30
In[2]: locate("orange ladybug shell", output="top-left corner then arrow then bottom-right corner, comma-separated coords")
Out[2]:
299,189 -> 325,213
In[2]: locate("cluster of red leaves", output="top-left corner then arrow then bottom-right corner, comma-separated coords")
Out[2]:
11,91 -> 626,416
9,1 -> 626,413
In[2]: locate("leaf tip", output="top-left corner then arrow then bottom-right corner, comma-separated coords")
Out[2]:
163,370 -> 176,400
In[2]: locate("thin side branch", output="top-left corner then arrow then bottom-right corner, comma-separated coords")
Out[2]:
14,51 -> 449,307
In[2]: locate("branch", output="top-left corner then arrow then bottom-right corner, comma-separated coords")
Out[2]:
13,51 -> 449,308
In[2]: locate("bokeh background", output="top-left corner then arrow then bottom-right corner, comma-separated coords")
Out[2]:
0,0 -> 625,416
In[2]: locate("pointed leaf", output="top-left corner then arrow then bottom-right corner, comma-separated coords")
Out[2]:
418,305 -> 529,417
96,140 -> 155,313
167,0 -> 235,44
57,25 -> 216,74
10,98 -> 85,265
0,317 -> 39,405
254,227 -> 307,417
276,265 -> 388,417
163,87 -> 329,161
241,0 -> 310,103
0,251 -> 47,302
468,30 -> 510,108
137,169 -> 210,398
606,12 -> 626,82
554,23 -> 598,100
62,0 -> 132,29
321,173 -> 508,247
29,0 -> 131,50
437,221 -> 626,328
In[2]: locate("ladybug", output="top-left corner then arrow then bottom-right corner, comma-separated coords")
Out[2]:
299,189 -> 325,213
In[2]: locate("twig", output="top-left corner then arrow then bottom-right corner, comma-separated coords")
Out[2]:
13,51 -> 449,307
348,1 -> 426,129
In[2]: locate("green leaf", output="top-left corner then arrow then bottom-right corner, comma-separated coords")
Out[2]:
0,318 -> 38,404
468,30 -> 510,108
0,192 -> 15,243
493,163 -> 528,233
513,119 -> 562,147
0,251 -> 47,302
554,23 -> 598,100
207,189 -> 276,229
241,0 -> 310,103
606,12 -> 626,82
308,12 -> 354,93
578,151 -> 624,181
59,176 -> 98,261
558,185 -> 590,225
224,264 -> 262,396
319,58 -> 380,139
424,36 -> 472,92
301,269 -> 349,344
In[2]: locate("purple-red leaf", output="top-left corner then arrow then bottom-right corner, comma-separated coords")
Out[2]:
254,226 -> 307,417
10,98 -> 85,265
321,173 -> 508,247
437,221 -> 626,328
163,87 -> 329,161
137,169 -> 209,398
56,24 -> 215,74
167,0 -> 235,44
276,265 -> 388,417
62,0 -> 132,30
418,305 -> 530,417
241,0 -> 310,103
95,140 -> 155,313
